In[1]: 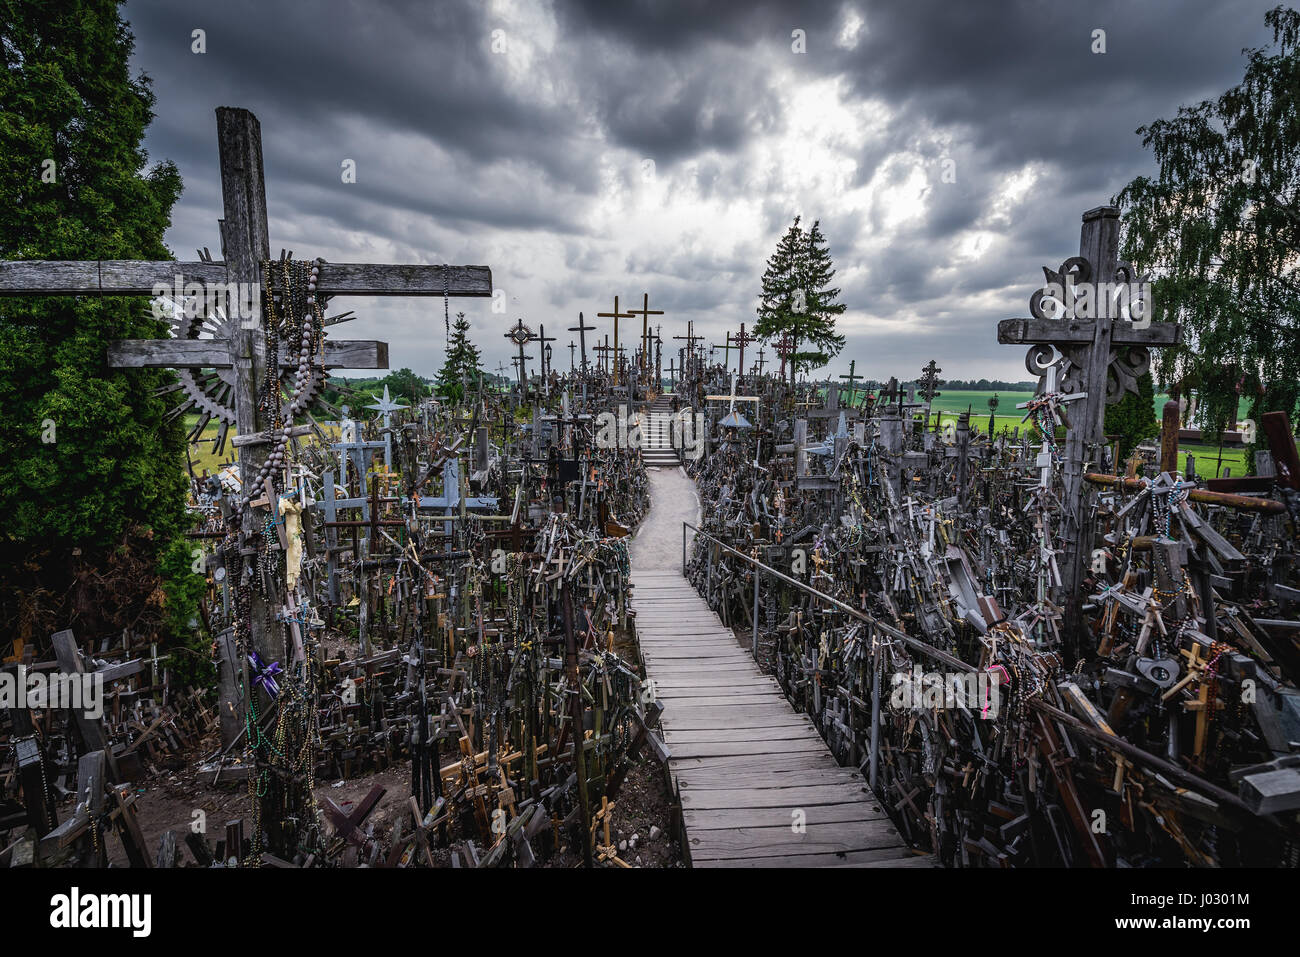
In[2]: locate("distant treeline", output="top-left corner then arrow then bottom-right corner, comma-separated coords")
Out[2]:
903,379 -> 1038,392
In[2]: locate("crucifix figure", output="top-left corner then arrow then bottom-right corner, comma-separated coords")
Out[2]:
627,293 -> 664,376
998,205 -> 1181,659
596,296 -> 635,386
0,107 -> 493,754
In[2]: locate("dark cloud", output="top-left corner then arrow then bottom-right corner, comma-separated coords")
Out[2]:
121,0 -> 1283,380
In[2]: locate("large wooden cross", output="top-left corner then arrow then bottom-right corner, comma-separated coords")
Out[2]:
596,296 -> 635,386
627,293 -> 663,376
568,311 -> 596,373
0,108 -> 491,747
998,205 -> 1179,660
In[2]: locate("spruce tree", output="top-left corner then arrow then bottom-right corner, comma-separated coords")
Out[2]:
755,216 -> 847,386
0,0 -> 193,648
435,312 -> 483,403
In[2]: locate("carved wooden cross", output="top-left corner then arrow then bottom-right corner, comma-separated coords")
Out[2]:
0,108 -> 492,748
998,205 -> 1180,660
504,318 -> 536,397
732,323 -> 753,385
774,331 -> 796,380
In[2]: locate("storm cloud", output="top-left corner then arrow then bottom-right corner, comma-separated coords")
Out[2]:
124,0 -> 1282,383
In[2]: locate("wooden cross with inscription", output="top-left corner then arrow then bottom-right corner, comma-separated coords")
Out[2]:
596,296 -> 635,386
998,205 -> 1179,660
0,108 -> 492,748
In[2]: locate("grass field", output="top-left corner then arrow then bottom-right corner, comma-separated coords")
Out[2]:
822,388 -> 1252,477
183,416 -> 340,477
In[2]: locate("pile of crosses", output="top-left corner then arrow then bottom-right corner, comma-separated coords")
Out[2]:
682,207 -> 1300,867
0,630 -> 215,867
0,108 -> 667,868
183,331 -> 663,866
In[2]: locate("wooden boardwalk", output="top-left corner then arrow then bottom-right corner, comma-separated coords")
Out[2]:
628,480 -> 924,866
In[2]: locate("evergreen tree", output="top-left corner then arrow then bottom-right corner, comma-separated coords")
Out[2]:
1118,6 -> 1300,439
435,312 -> 483,403
755,216 -> 847,385
0,1 -> 194,649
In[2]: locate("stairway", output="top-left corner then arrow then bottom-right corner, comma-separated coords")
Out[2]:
641,393 -> 681,469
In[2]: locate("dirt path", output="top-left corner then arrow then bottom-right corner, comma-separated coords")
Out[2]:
628,466 -> 700,573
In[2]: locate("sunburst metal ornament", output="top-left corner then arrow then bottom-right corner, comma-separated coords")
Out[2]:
507,318 -> 534,347
155,254 -> 349,457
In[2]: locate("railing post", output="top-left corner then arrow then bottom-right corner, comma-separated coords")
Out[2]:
869,626 -> 881,794
752,562 -> 760,664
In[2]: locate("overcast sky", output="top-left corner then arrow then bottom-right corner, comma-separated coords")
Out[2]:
123,0 -> 1282,385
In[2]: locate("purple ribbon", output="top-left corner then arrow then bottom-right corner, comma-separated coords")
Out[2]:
249,652 -> 283,698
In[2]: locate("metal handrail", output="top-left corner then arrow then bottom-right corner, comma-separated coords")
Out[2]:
678,522 -> 1264,819
681,521 -> 974,674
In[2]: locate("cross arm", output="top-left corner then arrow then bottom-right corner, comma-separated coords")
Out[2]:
997,317 -> 1180,348
0,260 -> 226,295
0,260 -> 492,297
107,338 -> 389,369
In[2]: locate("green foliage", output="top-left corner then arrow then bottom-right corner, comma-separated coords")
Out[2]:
380,367 -> 428,404
1118,5 -> 1300,440
0,0 -> 192,644
435,311 -> 483,403
1104,371 -> 1161,459
755,216 -> 847,384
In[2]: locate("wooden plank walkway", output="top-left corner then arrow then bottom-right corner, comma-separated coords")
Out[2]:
627,472 -> 924,867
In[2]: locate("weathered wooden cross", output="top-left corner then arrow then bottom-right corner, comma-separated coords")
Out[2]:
0,108 -> 492,747
595,296 -> 635,386
628,293 -> 663,375
998,205 -> 1179,659
568,311 -> 596,373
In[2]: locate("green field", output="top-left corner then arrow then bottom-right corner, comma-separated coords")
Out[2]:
183,415 -> 341,478
825,388 -> 1252,477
